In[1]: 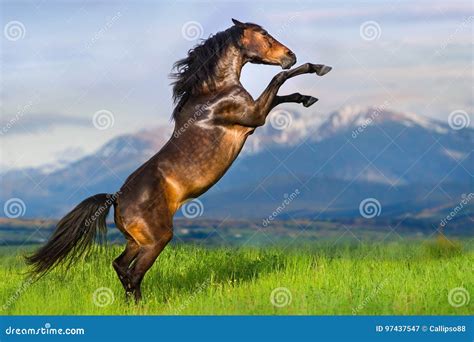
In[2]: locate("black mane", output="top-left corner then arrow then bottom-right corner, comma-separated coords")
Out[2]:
170,25 -> 245,120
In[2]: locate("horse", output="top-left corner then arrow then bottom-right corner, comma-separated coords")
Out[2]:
26,19 -> 331,302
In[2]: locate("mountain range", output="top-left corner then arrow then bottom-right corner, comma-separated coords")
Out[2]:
1,105 -> 473,224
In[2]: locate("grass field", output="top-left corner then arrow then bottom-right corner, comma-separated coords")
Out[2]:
0,239 -> 472,315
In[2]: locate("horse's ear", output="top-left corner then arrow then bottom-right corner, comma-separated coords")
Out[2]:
232,18 -> 245,27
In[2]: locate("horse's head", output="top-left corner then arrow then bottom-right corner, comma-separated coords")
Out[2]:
232,19 -> 296,69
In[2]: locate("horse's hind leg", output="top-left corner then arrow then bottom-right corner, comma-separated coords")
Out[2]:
128,232 -> 172,302
125,209 -> 173,302
112,240 -> 139,294
112,205 -> 140,294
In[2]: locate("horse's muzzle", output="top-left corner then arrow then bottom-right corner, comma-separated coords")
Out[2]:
281,52 -> 297,69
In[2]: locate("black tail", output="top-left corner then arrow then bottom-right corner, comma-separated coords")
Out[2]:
26,193 -> 116,276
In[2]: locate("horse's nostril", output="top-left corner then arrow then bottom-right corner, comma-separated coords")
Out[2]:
282,54 -> 297,69
289,53 -> 297,64
287,51 -> 297,65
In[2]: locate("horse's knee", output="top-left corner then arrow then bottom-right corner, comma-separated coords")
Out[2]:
272,71 -> 288,84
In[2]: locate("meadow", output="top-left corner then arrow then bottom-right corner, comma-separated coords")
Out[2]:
0,239 -> 472,315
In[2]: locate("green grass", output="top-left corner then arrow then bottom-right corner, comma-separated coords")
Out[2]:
0,240 -> 472,315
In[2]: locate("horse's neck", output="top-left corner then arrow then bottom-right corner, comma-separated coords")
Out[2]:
174,45 -> 245,124
211,45 -> 245,90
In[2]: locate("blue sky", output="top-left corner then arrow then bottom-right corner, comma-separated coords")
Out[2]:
1,0 -> 472,169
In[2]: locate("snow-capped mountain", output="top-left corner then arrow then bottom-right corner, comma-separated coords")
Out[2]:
312,105 -> 451,140
244,105 -> 454,153
1,106 -> 472,218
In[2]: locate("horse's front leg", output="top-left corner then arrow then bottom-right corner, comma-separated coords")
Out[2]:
272,93 -> 318,109
254,63 -> 331,122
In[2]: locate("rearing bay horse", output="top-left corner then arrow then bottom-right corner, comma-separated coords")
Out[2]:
27,19 -> 331,301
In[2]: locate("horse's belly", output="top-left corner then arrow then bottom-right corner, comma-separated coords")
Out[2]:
191,133 -> 250,194
159,125 -> 252,207
189,140 -> 245,196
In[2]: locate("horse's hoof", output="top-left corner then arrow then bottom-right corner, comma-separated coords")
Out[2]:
303,96 -> 318,107
316,65 -> 332,76
125,291 -> 134,303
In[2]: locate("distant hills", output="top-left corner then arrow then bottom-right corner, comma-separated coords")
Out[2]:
1,106 -> 473,230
